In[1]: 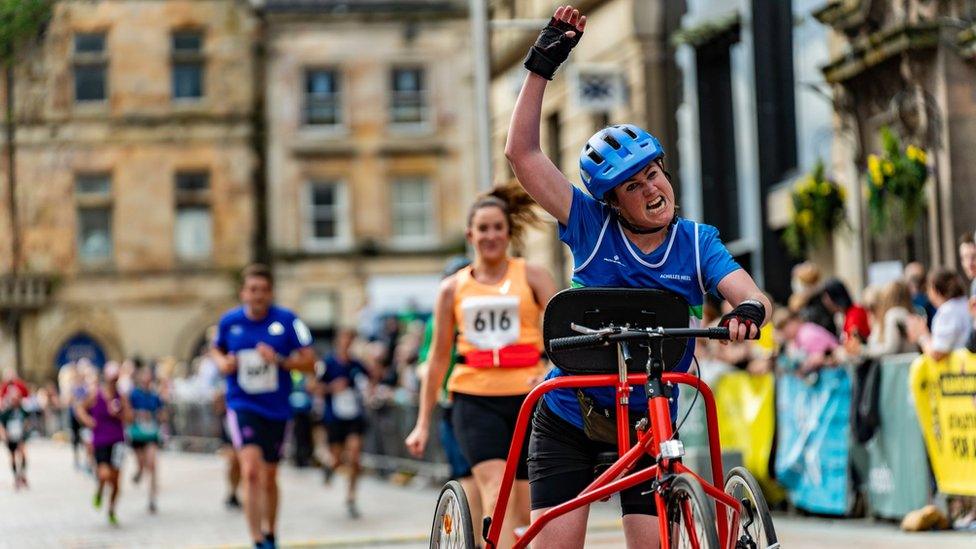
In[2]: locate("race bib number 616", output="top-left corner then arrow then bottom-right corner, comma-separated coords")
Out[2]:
461,295 -> 521,350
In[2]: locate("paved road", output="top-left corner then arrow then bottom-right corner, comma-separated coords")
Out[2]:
0,440 -> 973,548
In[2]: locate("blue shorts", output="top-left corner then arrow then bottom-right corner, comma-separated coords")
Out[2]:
226,408 -> 289,464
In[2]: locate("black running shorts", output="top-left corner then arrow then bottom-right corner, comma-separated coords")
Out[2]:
325,417 -> 366,445
528,401 -> 657,515
225,408 -> 288,464
452,392 -> 532,480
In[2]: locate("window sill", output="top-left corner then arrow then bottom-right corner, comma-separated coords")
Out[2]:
77,261 -> 115,274
297,125 -> 349,138
71,101 -> 110,115
302,240 -> 355,254
388,121 -> 433,134
388,237 -> 441,252
171,97 -> 207,108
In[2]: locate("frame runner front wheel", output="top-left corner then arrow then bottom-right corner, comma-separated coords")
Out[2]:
429,480 -> 476,549
723,467 -> 778,549
665,473 -> 721,549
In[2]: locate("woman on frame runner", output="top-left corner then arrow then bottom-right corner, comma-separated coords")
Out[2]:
504,5 -> 771,547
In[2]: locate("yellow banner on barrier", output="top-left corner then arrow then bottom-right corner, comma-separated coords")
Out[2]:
715,371 -> 784,502
909,350 -> 976,496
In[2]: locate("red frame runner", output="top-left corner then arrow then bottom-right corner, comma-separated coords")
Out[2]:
484,372 -> 742,549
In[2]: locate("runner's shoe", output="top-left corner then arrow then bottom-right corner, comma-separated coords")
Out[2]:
107,511 -> 118,526
346,499 -> 360,519
93,492 -> 102,509
225,493 -> 241,509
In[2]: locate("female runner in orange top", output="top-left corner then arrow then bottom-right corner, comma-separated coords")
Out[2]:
407,184 -> 558,548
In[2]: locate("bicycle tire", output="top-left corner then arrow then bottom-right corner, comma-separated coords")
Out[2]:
724,467 -> 778,549
666,472 -> 721,549
429,480 -> 476,549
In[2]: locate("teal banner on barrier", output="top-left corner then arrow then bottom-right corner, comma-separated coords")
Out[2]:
775,360 -> 852,515
864,353 -> 930,519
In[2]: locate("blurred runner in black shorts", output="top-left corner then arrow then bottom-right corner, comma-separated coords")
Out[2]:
316,329 -> 371,519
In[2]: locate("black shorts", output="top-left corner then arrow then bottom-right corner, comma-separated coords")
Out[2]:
130,438 -> 159,450
452,393 -> 531,481
7,440 -> 22,452
93,442 -> 124,469
226,408 -> 288,464
528,401 -> 656,515
325,417 -> 366,445
70,414 -> 82,444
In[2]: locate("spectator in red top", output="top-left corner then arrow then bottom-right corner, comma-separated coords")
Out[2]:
821,278 -> 872,341
0,367 -> 29,402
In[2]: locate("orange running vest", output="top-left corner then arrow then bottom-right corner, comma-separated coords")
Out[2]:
447,258 -> 545,396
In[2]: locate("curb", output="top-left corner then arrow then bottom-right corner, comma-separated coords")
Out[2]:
193,519 -> 624,548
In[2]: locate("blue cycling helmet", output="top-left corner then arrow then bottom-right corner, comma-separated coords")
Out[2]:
579,124 -> 665,201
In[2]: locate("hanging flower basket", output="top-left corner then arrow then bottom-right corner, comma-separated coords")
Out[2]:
864,126 -> 929,234
782,160 -> 847,257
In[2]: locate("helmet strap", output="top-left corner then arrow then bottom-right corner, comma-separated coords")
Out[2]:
613,209 -> 677,235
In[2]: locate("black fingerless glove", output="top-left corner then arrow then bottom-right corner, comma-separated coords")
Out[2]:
523,17 -> 584,80
719,300 -> 766,339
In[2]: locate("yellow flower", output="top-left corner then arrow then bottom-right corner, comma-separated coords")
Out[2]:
797,210 -> 813,230
797,176 -> 813,195
868,154 -> 883,184
868,154 -> 880,172
918,149 -> 928,165
882,160 -> 894,176
906,145 -> 919,161
838,185 -> 847,201
820,181 -> 831,196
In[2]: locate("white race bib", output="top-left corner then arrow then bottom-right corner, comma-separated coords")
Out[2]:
7,417 -> 23,441
461,295 -> 521,350
237,349 -> 279,394
332,388 -> 361,420
111,443 -> 126,469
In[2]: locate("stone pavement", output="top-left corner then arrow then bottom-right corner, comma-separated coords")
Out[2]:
1,440 -> 975,548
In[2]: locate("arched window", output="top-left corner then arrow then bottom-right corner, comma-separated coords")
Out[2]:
55,333 -> 107,369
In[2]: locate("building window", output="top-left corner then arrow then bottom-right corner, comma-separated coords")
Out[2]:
391,177 -> 433,243
307,181 -> 348,248
174,172 -> 213,261
696,35 -> 741,242
390,67 -> 427,125
172,31 -> 204,100
75,173 -> 113,265
73,33 -> 107,102
304,69 -> 341,127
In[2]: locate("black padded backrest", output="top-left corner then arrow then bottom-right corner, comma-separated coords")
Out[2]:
543,287 -> 691,374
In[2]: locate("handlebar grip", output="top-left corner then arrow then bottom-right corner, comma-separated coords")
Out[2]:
548,334 -> 609,352
707,327 -> 731,340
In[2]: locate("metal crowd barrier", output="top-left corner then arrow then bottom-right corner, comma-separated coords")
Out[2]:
164,397 -> 450,480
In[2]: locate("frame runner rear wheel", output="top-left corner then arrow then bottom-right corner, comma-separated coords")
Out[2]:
666,473 -> 721,549
723,467 -> 778,548
429,480 -> 476,549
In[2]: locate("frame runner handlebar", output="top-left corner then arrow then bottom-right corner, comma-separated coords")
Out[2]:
548,326 -> 730,352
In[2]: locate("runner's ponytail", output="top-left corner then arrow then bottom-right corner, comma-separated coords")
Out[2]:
467,181 -> 543,251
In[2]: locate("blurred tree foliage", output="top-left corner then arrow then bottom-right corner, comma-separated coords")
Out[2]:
0,0 -> 51,65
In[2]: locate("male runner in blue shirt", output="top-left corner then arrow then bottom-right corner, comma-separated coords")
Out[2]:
213,264 -> 316,549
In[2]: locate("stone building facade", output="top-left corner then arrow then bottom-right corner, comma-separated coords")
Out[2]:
260,0 -> 476,347
816,0 -> 976,286
488,0 -> 685,286
0,0 -> 259,380
672,0 -> 838,302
